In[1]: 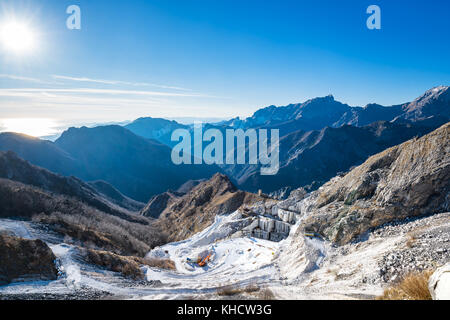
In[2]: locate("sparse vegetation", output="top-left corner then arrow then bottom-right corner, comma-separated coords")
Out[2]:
217,283 -> 275,300
406,234 -> 417,248
377,270 -> 433,300
82,249 -> 177,279
257,288 -> 276,300
143,257 -> 176,271
34,210 -> 168,257
405,229 -> 424,248
82,249 -> 145,280
0,178 -> 168,257
217,283 -> 260,296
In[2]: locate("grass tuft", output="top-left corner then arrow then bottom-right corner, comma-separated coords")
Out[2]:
143,257 -> 176,271
377,270 -> 433,300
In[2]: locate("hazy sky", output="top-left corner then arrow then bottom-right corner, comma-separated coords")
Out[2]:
0,0 -> 449,128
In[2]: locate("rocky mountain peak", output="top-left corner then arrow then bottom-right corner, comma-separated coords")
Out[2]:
400,85 -> 450,119
207,173 -> 238,193
153,173 -> 264,242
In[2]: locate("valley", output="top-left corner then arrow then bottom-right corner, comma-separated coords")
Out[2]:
1,0 -> 448,304
0,87 -> 449,300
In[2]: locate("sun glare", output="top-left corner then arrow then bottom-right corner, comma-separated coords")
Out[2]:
0,20 -> 36,54
1,118 -> 57,138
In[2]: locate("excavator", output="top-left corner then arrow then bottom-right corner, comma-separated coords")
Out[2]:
186,250 -> 214,267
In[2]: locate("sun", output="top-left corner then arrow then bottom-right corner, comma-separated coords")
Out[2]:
0,20 -> 36,54
1,118 -> 57,138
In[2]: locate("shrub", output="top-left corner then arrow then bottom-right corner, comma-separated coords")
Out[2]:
143,258 -> 176,271
377,270 -> 433,300
0,179 -> 168,256
82,249 -> 145,280
34,208 -> 168,257
258,288 -> 276,300
217,284 -> 260,296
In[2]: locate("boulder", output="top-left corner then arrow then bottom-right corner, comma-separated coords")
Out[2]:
429,263 -> 450,300
0,234 -> 58,285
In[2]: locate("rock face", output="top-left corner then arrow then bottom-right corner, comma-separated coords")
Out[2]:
0,234 -> 58,285
242,216 -> 291,242
154,173 -> 264,242
429,263 -> 450,300
301,122 -> 450,245
140,191 -> 184,218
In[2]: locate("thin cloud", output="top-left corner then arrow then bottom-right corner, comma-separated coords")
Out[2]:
0,87 -> 209,98
52,75 -> 192,91
0,74 -> 49,84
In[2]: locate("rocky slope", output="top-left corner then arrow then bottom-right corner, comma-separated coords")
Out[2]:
396,86 -> 450,122
0,132 -> 82,177
154,173 -> 264,242
273,211 -> 450,300
300,122 -> 450,245
140,190 -> 184,218
0,177 -> 166,256
0,151 -> 144,219
228,119 -> 447,193
141,180 -> 209,218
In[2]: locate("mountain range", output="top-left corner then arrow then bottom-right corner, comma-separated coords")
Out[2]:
0,126 -> 217,202
0,86 -> 448,202
125,86 -> 450,195
0,86 -> 449,300
219,85 -> 449,132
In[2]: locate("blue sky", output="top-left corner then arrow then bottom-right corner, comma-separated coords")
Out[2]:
0,0 -> 449,131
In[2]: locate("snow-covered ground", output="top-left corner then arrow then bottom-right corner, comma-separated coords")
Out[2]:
0,213 -> 285,299
141,212 -> 281,299
2,208 -> 448,300
0,219 -> 129,297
